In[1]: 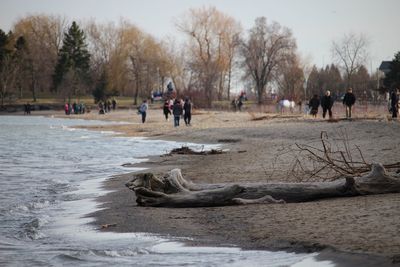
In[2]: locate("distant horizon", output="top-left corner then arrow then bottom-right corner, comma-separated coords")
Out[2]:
1,0 -> 399,71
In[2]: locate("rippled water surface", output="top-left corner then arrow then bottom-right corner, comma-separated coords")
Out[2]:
0,115 -> 334,266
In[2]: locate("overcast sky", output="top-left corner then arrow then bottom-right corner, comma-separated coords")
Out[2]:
1,0 -> 399,71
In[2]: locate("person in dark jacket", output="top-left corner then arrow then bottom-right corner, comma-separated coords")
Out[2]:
172,99 -> 183,127
343,88 -> 356,119
163,100 -> 172,121
112,98 -> 117,110
24,102 -> 31,115
320,90 -> 334,119
183,97 -> 192,126
308,95 -> 320,118
391,89 -> 399,118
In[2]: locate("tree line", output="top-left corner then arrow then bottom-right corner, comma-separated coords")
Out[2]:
0,7 -> 398,108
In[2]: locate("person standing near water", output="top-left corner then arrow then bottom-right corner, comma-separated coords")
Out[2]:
139,100 -> 148,123
24,102 -> 31,115
64,103 -> 69,115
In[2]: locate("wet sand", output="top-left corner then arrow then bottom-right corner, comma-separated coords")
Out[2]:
40,105 -> 400,265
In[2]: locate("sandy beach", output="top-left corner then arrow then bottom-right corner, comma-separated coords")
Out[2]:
57,104 -> 400,265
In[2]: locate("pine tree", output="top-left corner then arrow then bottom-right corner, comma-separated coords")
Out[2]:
0,29 -> 11,65
53,21 -> 91,95
384,52 -> 400,90
93,70 -> 108,103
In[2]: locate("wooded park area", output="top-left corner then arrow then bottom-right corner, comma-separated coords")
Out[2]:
2,7 -> 398,109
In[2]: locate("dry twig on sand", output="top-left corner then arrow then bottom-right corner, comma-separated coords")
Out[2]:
275,130 -> 400,182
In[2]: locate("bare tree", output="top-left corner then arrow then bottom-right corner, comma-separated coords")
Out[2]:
331,33 -> 369,88
13,15 -> 67,101
241,17 -> 296,104
177,6 -> 241,107
85,21 -> 119,81
0,54 -> 19,107
275,55 -> 305,100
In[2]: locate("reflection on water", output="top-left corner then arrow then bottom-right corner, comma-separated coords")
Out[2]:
0,116 -> 333,266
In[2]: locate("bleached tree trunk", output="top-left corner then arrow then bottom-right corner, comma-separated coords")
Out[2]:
126,164 -> 400,208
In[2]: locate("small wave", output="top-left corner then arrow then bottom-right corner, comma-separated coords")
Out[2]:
13,204 -> 29,212
71,247 -> 150,258
29,200 -> 50,210
53,254 -> 86,262
99,131 -> 116,135
19,217 -> 49,240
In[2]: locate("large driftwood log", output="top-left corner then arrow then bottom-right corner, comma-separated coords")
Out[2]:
126,164 -> 400,207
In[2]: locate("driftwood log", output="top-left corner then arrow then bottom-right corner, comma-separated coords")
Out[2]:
126,164 -> 400,208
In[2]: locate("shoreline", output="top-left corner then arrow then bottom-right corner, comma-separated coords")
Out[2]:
84,109 -> 400,266
6,109 -> 400,265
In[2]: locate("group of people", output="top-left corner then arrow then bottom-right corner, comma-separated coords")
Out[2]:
64,102 -> 86,115
231,98 -> 244,111
163,97 -> 192,126
309,88 -> 400,119
138,97 -> 192,126
23,103 -> 31,115
308,88 -> 356,119
98,98 -> 117,114
231,91 -> 247,112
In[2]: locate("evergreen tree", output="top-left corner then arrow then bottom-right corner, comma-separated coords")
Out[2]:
53,21 -> 91,96
0,30 -> 18,106
0,29 -> 11,65
384,52 -> 400,90
93,70 -> 107,103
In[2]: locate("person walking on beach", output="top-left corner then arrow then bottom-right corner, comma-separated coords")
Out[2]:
163,100 -> 172,121
139,100 -> 148,123
172,99 -> 183,127
321,90 -> 334,119
183,97 -> 192,126
390,89 -> 399,118
24,102 -> 31,115
112,98 -> 117,110
98,101 -> 105,114
343,88 -> 356,119
308,94 -> 320,118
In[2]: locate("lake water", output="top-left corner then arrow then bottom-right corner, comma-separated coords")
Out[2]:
0,115 -> 334,267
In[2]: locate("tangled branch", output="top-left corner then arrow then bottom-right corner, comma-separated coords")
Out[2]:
278,130 -> 400,182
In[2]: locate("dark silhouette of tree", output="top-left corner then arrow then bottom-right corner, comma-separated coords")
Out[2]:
0,30 -> 19,106
53,21 -> 91,98
0,29 -> 11,62
306,64 -> 344,99
93,69 -> 108,103
384,52 -> 400,90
